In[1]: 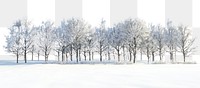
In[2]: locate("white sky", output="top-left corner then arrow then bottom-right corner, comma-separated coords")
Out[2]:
193,0 -> 200,28
27,0 -> 55,26
138,0 -> 165,26
0,0 -> 199,55
82,0 -> 110,27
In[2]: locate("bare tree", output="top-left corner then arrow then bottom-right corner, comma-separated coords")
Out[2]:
149,25 -> 158,62
66,18 -> 90,63
177,25 -> 195,62
152,24 -> 166,61
141,27 -> 151,63
144,37 -> 151,63
5,17 -> 198,64
55,20 -> 72,62
164,21 -> 178,62
109,23 -> 126,62
124,18 -> 147,63
5,20 -> 34,63
5,21 -> 23,63
20,20 -> 34,63
37,21 -> 55,62
95,20 -> 109,62
83,30 -> 95,61
33,26 -> 42,61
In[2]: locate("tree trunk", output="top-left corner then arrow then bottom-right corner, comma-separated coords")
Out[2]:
58,51 -> 60,62
117,49 -> 120,62
129,49 -> 132,62
133,51 -> 136,63
62,48 -> 64,62
16,51 -> 19,63
147,55 -> 150,64
45,46 -> 48,62
32,51 -> 34,61
152,51 -> 155,62
38,52 -> 40,61
108,51 -> 110,60
84,51 -> 86,61
147,48 -> 150,64
133,48 -> 137,63
105,53 -> 107,60
89,51 -> 91,61
100,44 -> 102,62
24,47 -> 27,63
45,51 -> 47,62
170,51 -> 173,62
122,45 -> 125,61
159,48 -> 162,61
92,52 -> 94,60
76,49 -> 78,63
133,37 -> 137,63
70,45 -> 73,61
79,49 -> 81,61
100,49 -> 102,62
183,52 -> 186,62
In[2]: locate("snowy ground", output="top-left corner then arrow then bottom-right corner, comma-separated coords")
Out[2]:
0,55 -> 200,88
0,63 -> 200,88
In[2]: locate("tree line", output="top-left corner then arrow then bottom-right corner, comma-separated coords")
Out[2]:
5,18 -> 196,63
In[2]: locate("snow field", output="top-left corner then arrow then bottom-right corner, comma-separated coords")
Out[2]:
0,64 -> 200,88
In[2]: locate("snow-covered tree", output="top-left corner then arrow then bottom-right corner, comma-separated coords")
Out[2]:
5,21 -> 23,63
177,25 -> 195,62
82,29 -> 95,61
66,18 -> 90,63
5,19 -> 34,63
32,26 -> 42,61
5,18 -> 197,64
164,21 -> 178,62
139,25 -> 151,63
143,36 -> 151,63
37,21 -> 55,62
109,22 -> 126,62
28,26 -> 38,61
149,25 -> 158,62
95,20 -> 108,62
151,24 -> 166,61
20,19 -> 34,63
55,20 -> 72,62
124,18 -> 147,63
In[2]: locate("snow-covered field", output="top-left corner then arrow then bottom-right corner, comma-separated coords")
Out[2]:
1,55 -> 200,88
0,61 -> 200,88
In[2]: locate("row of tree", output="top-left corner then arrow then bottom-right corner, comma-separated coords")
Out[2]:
5,18 -> 195,63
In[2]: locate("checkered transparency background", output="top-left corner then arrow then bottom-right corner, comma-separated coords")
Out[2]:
0,0 -> 200,55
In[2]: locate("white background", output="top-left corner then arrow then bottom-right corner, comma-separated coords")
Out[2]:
0,0 -> 199,55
